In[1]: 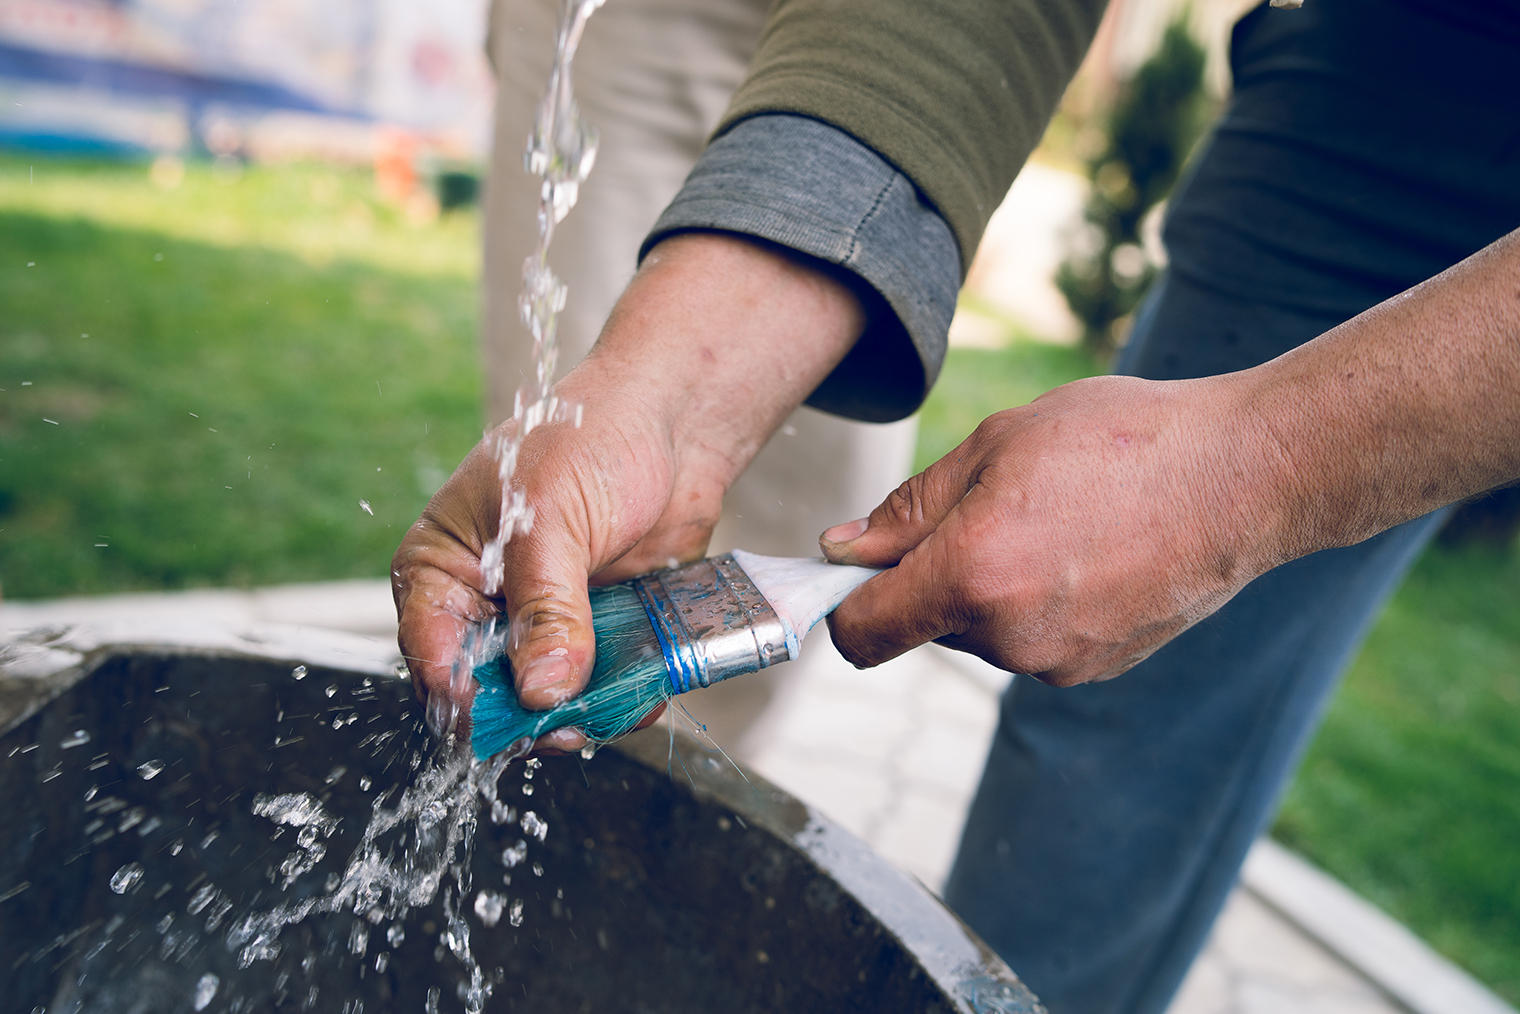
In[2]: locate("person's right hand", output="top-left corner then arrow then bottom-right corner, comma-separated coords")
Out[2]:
821,228 -> 1520,684
820,372 -> 1291,686
391,232 -> 867,750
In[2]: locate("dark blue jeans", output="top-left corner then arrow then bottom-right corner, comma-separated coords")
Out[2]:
942,271 -> 1449,1014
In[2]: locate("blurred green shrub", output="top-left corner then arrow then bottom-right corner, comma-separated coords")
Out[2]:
1057,15 -> 1208,359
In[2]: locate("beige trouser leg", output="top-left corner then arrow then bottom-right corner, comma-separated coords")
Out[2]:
483,0 -> 918,756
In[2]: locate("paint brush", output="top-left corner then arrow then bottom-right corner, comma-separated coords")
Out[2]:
470,550 -> 879,759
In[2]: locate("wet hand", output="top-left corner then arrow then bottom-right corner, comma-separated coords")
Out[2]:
390,382 -> 701,750
392,233 -> 865,749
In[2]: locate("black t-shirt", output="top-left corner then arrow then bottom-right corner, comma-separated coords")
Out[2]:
1164,0 -> 1520,318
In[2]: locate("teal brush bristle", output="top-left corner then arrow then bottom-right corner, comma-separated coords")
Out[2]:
470,583 -> 672,760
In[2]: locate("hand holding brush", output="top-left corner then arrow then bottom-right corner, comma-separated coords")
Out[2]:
469,551 -> 879,759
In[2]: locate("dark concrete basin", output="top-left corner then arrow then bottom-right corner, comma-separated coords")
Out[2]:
0,642 -> 1042,1013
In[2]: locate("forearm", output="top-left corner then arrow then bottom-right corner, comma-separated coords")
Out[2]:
1239,228 -> 1520,560
564,231 -> 866,510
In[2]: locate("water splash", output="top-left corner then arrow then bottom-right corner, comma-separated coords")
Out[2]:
194,972 -> 220,1011
110,861 -> 144,894
501,840 -> 528,869
477,0 -> 604,598
220,742 -> 531,1013
473,890 -> 505,928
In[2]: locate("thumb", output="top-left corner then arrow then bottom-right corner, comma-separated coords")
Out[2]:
826,498 -> 979,668
819,435 -> 983,567
499,525 -> 598,712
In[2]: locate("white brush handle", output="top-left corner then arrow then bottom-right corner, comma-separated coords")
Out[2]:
730,549 -> 882,660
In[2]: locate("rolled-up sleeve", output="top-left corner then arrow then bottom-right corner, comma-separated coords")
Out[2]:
642,114 -> 960,422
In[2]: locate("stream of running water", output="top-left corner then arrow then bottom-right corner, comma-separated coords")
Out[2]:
476,0 -> 603,601
232,2 -> 608,1009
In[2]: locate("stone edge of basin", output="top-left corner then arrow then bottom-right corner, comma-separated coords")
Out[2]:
1,621 -> 1045,1014
614,724 -> 1047,1014
0,618 -> 402,734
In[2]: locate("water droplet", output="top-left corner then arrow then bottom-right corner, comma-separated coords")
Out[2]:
194,972 -> 220,1011
110,862 -> 144,894
393,660 -> 410,681
325,685 -> 338,698
359,500 -> 373,515
349,920 -> 368,956
138,759 -> 166,780
531,863 -> 543,878
60,729 -> 90,749
508,899 -> 524,928
375,951 -> 389,973
426,986 -> 440,1014
292,665 -> 308,680
520,783 -> 534,796
579,743 -> 598,760
325,765 -> 347,786
358,776 -> 372,791
501,840 -> 527,869
473,890 -> 505,927
189,884 -> 221,916
520,811 -> 547,842
387,922 -> 405,947
170,838 -> 184,856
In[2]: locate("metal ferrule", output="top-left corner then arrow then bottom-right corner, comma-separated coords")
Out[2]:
631,554 -> 791,695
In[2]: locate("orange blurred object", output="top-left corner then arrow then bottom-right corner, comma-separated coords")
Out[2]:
374,127 -> 421,203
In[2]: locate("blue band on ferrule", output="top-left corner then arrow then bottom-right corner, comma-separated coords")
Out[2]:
634,576 -> 698,695
630,554 -> 789,696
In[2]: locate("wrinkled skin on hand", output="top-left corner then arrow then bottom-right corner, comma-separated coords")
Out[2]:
390,389 -> 700,752
822,373 -> 1292,686
390,232 -> 866,753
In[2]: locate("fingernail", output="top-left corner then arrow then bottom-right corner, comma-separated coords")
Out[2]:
519,654 -> 574,702
822,517 -> 869,545
541,727 -> 587,752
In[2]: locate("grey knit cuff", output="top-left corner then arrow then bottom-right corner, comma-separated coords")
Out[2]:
641,114 -> 960,422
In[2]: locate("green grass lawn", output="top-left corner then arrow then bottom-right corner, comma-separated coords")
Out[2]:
2,154 -> 1518,1004
0,155 -> 482,598
1276,542 -> 1520,1003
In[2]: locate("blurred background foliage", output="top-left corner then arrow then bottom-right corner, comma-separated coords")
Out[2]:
1056,15 -> 1209,360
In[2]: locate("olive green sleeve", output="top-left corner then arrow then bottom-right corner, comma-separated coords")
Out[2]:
718,0 -> 1109,275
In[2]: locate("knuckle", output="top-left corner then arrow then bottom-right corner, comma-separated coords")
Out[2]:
881,473 -> 936,528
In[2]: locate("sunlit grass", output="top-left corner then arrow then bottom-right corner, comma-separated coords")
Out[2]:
0,156 -> 477,278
